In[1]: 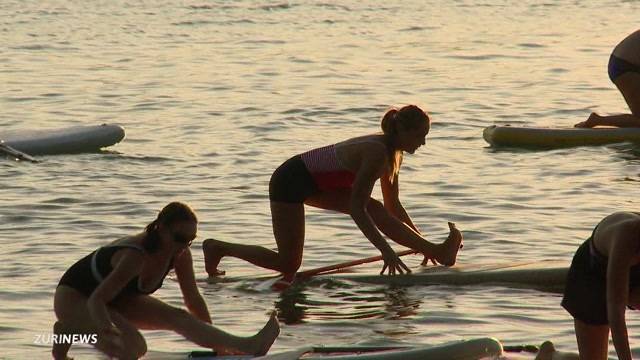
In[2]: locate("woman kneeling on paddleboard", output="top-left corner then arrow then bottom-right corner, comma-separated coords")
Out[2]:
203,105 -> 463,286
53,202 -> 279,360
575,29 -> 640,128
562,211 -> 640,360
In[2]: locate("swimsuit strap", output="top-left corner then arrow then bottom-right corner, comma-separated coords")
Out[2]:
588,236 -> 608,264
588,223 -> 609,263
90,244 -> 145,283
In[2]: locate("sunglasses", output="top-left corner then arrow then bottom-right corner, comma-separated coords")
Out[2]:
172,231 -> 196,247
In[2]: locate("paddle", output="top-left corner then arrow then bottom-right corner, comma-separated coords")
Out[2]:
502,341 -> 579,359
296,249 -> 418,279
503,344 -> 539,353
0,140 -> 39,163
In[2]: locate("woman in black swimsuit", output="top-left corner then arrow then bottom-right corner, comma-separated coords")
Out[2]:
562,212 -> 640,360
53,202 -> 279,360
575,30 -> 640,128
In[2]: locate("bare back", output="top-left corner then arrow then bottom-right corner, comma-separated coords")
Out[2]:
334,134 -> 391,177
592,211 -> 640,265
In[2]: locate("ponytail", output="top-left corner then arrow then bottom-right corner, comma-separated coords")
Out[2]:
143,219 -> 161,253
381,108 -> 399,136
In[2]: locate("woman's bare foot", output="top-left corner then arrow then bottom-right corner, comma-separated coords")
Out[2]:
434,222 -> 463,266
250,312 -> 280,356
534,341 -> 555,360
534,341 -> 579,360
203,239 -> 226,276
51,321 -> 73,360
574,112 -> 601,128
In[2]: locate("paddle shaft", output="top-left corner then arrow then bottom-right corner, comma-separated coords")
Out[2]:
0,141 -> 39,163
503,344 -> 539,353
297,249 -> 418,279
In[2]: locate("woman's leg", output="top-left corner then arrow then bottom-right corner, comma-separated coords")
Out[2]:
53,286 -> 146,360
617,72 -> 640,117
576,72 -> 640,128
305,189 -> 461,265
573,318 -> 609,360
203,201 -> 305,278
113,295 -> 280,355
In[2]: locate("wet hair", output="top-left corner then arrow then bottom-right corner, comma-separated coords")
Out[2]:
143,202 -> 198,253
380,105 -> 430,181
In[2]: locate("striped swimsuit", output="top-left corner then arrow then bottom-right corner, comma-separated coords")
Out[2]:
269,143 -> 357,203
300,144 -> 356,191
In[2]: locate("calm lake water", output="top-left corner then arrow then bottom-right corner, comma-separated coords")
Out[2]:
2,1 -> 640,359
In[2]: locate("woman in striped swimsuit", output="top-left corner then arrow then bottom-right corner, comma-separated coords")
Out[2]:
203,105 -> 463,285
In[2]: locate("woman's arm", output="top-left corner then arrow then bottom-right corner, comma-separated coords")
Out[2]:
380,171 -> 419,232
380,170 -> 442,265
174,249 -> 211,323
606,222 -> 640,360
350,145 -> 410,275
88,249 -> 144,333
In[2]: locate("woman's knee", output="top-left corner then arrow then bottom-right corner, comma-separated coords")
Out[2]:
203,238 -> 225,255
616,73 -> 640,115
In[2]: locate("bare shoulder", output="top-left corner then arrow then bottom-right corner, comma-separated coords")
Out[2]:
336,135 -> 389,170
617,213 -> 640,233
109,235 -> 146,270
108,232 -> 146,247
342,135 -> 387,154
597,212 -> 640,245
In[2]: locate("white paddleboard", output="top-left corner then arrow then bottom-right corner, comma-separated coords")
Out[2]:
0,123 -> 125,155
207,261 -> 569,293
483,124 -> 640,148
145,337 -> 503,360
321,261 -> 568,291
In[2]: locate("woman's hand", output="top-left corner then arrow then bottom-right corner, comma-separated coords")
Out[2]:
380,249 -> 412,275
421,256 -> 439,266
98,325 -> 124,357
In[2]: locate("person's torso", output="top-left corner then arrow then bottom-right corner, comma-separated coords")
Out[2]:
94,239 -> 175,296
591,212 -> 640,269
299,135 -> 391,190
